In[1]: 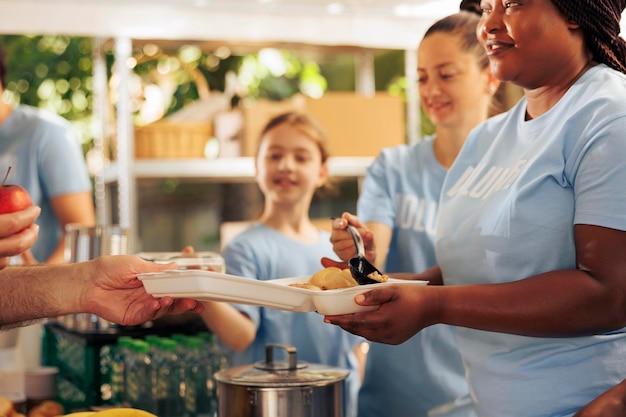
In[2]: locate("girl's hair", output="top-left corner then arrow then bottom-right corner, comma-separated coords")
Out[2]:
258,111 -> 330,163
257,111 -> 336,196
423,11 -> 506,115
550,0 -> 626,74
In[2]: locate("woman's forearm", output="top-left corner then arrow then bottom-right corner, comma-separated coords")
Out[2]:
199,301 -> 256,351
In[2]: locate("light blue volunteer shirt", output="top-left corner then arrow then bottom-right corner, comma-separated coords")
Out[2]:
357,138 -> 474,417
437,64 -> 626,417
0,105 -> 91,262
222,223 -> 362,417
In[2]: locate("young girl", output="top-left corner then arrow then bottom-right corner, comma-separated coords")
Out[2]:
199,111 -> 362,417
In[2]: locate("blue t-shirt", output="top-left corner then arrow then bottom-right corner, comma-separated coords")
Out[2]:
0,105 -> 92,261
437,64 -> 626,417
357,138 -> 474,417
222,223 -> 362,417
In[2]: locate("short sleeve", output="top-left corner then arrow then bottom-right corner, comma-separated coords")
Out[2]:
222,239 -> 262,326
573,115 -> 626,230
37,117 -> 91,197
357,151 -> 396,226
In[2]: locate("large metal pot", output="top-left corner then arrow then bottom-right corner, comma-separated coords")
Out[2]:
215,344 -> 348,417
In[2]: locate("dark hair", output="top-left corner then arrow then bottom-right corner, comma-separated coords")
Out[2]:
460,0 -> 626,74
0,43 -> 7,89
459,0 -> 482,15
550,0 -> 626,74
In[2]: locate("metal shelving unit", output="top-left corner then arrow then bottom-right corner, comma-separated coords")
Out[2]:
2,0 -> 436,251
103,157 -> 374,184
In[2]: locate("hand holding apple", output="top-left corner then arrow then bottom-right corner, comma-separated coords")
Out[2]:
0,167 -> 38,268
0,166 -> 32,214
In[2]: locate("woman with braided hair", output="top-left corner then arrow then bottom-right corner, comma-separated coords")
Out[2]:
322,0 -> 626,416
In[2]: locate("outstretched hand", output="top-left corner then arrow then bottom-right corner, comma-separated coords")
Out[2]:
80,255 -> 203,326
320,256 -> 349,270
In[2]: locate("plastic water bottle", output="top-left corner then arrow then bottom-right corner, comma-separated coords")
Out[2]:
125,340 -> 156,413
110,336 -> 133,406
197,333 -> 228,416
181,336 -> 213,417
153,338 -> 184,417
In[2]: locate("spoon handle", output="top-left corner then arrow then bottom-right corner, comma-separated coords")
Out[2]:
346,224 -> 366,259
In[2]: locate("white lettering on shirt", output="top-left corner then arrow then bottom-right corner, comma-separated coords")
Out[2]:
447,159 -> 529,200
395,194 -> 438,234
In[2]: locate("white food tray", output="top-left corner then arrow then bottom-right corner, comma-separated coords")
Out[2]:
138,270 -> 428,315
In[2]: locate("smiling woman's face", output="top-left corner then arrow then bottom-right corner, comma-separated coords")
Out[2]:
417,31 -> 493,130
477,0 -> 580,89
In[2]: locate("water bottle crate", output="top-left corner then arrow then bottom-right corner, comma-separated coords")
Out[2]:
42,323 -> 191,412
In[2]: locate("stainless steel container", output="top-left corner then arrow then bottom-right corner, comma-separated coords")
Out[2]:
214,344 -> 348,417
64,224 -> 129,263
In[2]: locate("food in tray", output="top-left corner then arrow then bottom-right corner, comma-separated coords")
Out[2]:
287,266 -> 384,291
0,398 -> 65,417
29,401 -> 65,417
366,270 -> 389,283
289,267 -> 357,290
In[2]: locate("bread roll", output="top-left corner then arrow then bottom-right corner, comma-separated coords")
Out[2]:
0,397 -> 14,417
28,400 -> 64,417
308,267 -> 358,290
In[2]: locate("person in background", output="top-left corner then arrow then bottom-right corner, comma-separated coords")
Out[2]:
198,112 -> 363,417
0,206 -> 202,329
0,43 -> 95,264
324,0 -> 626,416
329,9 -> 500,417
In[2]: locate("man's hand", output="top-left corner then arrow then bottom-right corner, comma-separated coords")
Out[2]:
80,255 -> 203,326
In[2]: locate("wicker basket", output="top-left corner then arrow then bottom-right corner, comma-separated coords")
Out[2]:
134,121 -> 213,159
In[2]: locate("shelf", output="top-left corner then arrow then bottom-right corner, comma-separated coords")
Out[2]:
104,156 -> 374,184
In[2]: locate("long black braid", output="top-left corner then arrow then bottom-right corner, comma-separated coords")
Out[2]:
459,0 -> 626,74
551,0 -> 626,74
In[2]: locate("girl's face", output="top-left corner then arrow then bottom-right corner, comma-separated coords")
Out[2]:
417,32 -> 493,129
255,123 -> 328,207
477,0 -> 578,89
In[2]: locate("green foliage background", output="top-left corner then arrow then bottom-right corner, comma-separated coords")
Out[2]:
1,34 -> 428,161
1,35 -> 95,153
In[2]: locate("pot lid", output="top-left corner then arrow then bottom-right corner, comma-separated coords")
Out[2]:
214,344 -> 349,387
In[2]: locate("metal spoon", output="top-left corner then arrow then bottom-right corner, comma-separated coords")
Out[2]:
346,224 -> 383,285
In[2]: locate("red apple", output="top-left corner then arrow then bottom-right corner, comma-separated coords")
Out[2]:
0,167 -> 33,214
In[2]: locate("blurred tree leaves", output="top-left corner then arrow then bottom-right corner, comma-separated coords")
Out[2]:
1,34 -> 422,162
0,34 -> 95,153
